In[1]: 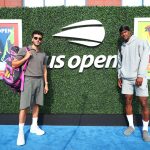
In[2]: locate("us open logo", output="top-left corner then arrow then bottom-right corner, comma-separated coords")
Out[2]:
53,20 -> 105,47
48,20 -> 117,72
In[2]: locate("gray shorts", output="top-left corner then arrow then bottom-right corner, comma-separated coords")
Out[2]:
122,77 -> 149,97
20,76 -> 44,109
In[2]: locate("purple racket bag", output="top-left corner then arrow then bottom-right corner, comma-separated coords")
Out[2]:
3,46 -> 29,92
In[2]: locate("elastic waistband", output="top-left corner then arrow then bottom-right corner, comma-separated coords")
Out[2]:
25,76 -> 43,79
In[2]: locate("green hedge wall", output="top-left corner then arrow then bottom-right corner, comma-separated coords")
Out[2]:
0,6 -> 150,114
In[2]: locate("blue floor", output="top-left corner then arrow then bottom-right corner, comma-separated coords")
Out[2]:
0,125 -> 150,150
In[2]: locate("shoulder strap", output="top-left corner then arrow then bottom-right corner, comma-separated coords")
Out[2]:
20,47 -> 30,91
22,47 -> 30,71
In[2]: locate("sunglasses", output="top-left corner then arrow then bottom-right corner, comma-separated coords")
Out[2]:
33,37 -> 43,41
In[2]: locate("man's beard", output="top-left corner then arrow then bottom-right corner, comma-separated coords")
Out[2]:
33,42 -> 40,47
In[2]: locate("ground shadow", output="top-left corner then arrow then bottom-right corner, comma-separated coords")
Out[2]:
38,53 -> 54,125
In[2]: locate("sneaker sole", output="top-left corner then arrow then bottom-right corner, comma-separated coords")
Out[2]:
30,130 -> 45,135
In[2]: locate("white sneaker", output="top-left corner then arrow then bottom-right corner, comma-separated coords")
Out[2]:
30,125 -> 45,135
17,132 -> 25,146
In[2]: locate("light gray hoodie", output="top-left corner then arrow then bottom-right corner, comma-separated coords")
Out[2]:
118,35 -> 149,80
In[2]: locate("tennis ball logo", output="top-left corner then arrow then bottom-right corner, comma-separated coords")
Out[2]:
53,20 -> 105,47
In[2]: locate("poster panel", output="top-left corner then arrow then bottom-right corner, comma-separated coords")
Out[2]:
0,19 -> 22,79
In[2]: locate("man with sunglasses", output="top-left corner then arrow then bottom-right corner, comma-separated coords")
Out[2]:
12,30 -> 48,146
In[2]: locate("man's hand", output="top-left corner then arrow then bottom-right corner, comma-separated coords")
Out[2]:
44,84 -> 49,94
24,51 -> 32,60
12,51 -> 32,68
136,77 -> 143,86
118,78 -> 122,88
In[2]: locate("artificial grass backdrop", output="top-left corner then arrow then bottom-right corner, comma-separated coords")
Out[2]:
0,6 -> 149,114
